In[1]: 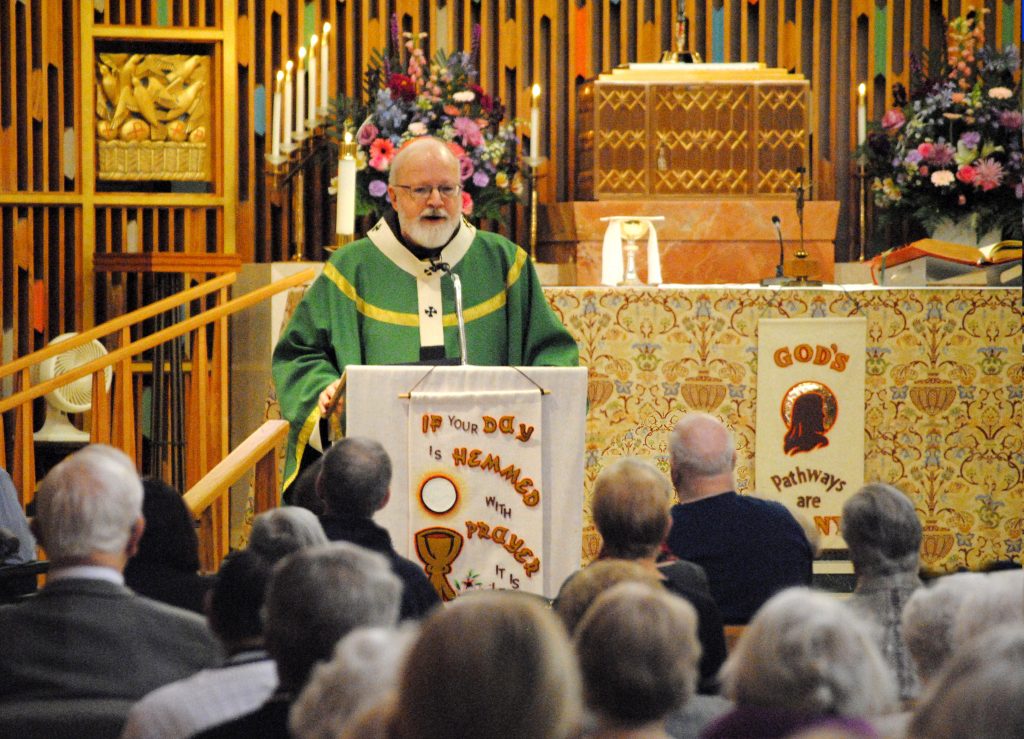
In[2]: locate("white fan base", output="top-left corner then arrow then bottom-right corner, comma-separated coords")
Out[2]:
34,405 -> 90,443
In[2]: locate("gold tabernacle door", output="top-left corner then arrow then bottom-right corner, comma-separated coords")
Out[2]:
576,63 -> 810,200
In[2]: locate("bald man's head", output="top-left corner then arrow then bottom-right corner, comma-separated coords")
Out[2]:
668,413 -> 736,500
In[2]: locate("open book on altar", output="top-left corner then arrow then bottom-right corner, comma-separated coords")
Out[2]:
873,238 -> 1023,286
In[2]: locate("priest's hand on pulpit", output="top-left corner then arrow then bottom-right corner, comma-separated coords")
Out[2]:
318,377 -> 344,415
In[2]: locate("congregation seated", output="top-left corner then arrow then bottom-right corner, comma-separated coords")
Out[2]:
195,542 -> 402,738
665,413 -> 813,624
124,478 -> 213,614
840,482 -> 924,703
386,591 -> 583,738
288,624 -> 419,739
575,581 -> 730,739
703,587 -> 897,739
0,445 -> 219,736
246,506 -> 328,560
572,456 -> 727,693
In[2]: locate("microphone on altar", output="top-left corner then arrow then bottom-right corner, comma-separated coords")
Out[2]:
760,214 -> 790,286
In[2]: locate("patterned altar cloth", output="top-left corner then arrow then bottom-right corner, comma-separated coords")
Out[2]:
545,285 -> 1022,573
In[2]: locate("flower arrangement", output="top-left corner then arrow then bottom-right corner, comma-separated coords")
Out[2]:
331,18 -> 524,224
861,12 -> 1022,241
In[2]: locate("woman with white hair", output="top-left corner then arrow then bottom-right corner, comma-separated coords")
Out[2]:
703,587 -> 898,738
840,482 -> 924,703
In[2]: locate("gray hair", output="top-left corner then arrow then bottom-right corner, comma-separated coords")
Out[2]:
388,136 -> 459,185
900,572 -> 988,683
554,559 -> 662,635
592,457 -> 673,560
317,437 -> 392,518
720,587 -> 897,717
950,569 -> 1024,653
576,582 -> 701,726
907,624 -> 1024,739
841,483 -> 922,576
390,592 -> 583,739
264,542 -> 402,690
34,444 -> 143,562
290,624 -> 419,739
248,507 -> 328,562
668,413 -> 735,494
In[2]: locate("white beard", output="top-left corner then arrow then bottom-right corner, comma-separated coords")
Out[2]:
399,208 -> 458,248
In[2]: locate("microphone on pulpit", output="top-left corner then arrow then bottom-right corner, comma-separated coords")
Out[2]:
427,258 -> 468,366
772,215 -> 785,278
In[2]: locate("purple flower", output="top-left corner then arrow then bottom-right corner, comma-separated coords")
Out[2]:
905,150 -> 923,165
929,142 -> 956,166
357,122 -> 379,146
959,131 -> 981,149
472,170 -> 489,187
459,156 -> 475,181
368,179 -> 388,198
1000,110 -> 1023,130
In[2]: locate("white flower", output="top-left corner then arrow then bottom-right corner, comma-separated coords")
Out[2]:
930,170 -> 955,186
988,87 -> 1013,100
407,121 -> 428,136
452,90 -> 476,102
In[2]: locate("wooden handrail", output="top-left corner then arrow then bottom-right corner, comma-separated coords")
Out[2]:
183,419 -> 288,515
0,272 -> 236,381
0,268 -> 315,414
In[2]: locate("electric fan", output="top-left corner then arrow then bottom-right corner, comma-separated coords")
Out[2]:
33,333 -> 112,442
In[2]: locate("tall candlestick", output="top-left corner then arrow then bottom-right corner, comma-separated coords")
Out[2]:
857,82 -> 867,147
321,22 -> 331,114
308,35 -> 319,124
530,84 -> 541,160
296,46 -> 306,138
337,131 -> 357,237
271,70 -> 283,158
283,60 -> 293,147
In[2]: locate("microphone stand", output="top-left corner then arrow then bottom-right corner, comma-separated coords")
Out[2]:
429,259 -> 468,365
760,214 -> 790,286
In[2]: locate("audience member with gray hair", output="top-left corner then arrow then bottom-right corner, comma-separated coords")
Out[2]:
704,587 -> 897,739
289,624 -> 418,739
906,623 -> 1024,739
840,482 -> 924,703
388,591 -> 583,739
316,437 -> 440,620
950,568 -> 1024,652
195,542 -> 402,739
580,456 -> 726,692
247,506 -> 328,561
575,581 -> 730,739
900,571 -> 988,687
665,413 -> 812,623
0,445 -> 218,729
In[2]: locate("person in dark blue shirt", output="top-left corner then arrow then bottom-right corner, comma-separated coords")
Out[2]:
666,413 -> 813,624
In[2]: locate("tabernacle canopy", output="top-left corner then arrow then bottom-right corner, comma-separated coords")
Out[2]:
272,217 -> 579,490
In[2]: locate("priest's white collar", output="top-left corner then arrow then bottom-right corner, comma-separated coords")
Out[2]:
366,216 -> 476,279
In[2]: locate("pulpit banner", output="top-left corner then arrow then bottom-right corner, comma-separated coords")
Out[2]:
408,389 -> 545,598
755,318 -> 866,549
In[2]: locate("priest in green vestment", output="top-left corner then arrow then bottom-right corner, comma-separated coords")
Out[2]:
272,137 -> 579,491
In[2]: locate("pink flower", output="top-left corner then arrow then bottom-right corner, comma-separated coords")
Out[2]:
369,138 -> 395,171
916,142 -> 935,160
1000,111 -> 1022,130
459,156 -> 475,181
956,165 -> 976,184
461,190 -> 474,215
972,158 -> 1004,191
918,166 -> 929,176
881,109 -> 906,132
356,122 -> 379,146
453,117 -> 484,147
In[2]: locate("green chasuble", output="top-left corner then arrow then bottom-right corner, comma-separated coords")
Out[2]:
272,217 -> 580,490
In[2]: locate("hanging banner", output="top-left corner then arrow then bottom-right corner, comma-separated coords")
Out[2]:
408,389 -> 545,599
755,318 -> 866,550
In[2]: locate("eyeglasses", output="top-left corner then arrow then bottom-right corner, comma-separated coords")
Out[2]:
392,184 -> 462,202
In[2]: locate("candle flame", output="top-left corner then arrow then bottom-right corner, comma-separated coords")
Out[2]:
344,131 -> 352,144
285,59 -> 293,72
311,34 -> 318,47
298,46 -> 307,60
323,21 -> 331,35
857,82 -> 866,97
276,70 -> 284,82
532,83 -> 541,99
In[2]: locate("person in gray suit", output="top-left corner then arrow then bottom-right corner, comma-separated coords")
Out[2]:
0,445 -> 220,707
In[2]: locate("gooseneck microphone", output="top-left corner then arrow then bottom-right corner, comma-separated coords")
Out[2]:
425,259 -> 468,365
772,215 -> 784,277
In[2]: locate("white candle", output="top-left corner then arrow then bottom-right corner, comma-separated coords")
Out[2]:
337,131 -> 356,235
530,83 -> 541,160
857,82 -> 867,147
308,35 -> 318,123
321,22 -> 331,113
271,70 -> 283,157
283,60 -> 293,145
295,47 -> 306,138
